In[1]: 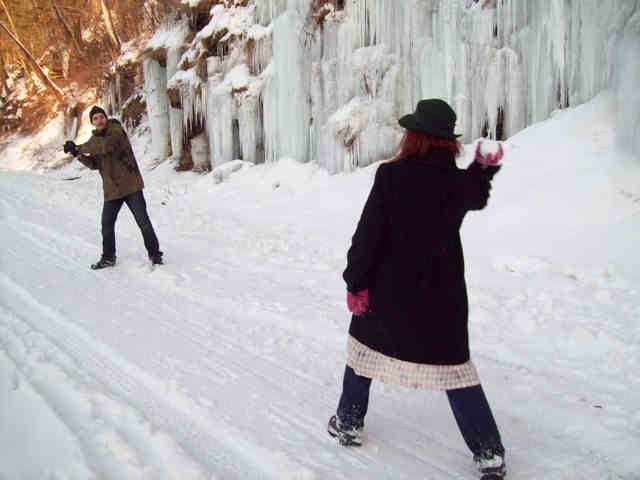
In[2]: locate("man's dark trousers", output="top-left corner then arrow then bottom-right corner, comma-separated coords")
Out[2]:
101,190 -> 160,258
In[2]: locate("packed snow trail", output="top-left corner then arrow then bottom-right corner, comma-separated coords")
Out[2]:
1,94 -> 639,479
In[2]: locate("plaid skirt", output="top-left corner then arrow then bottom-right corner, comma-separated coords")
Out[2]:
346,335 -> 480,390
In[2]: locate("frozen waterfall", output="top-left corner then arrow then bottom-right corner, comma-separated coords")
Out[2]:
138,0 -> 639,173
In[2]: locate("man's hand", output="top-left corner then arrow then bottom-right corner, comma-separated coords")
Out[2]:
63,141 -> 78,156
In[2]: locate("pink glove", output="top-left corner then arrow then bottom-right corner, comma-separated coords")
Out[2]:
474,141 -> 504,166
347,290 -> 369,315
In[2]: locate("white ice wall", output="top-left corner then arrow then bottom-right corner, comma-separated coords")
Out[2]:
260,0 -> 639,171
140,0 -> 639,172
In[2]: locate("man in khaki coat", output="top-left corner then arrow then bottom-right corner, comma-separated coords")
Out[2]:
64,106 -> 163,269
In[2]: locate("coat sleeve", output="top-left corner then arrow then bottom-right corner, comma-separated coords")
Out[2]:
343,164 -> 389,293
459,162 -> 502,211
75,152 -> 100,170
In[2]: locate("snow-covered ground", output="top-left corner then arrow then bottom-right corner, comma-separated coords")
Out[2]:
1,93 -> 639,479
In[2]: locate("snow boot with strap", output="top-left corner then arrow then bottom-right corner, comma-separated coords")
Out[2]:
149,251 -> 163,266
475,453 -> 506,479
327,415 -> 363,447
91,255 -> 116,270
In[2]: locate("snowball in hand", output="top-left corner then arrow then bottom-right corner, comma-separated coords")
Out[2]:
480,140 -> 501,156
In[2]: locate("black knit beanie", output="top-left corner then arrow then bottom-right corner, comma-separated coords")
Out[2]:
89,106 -> 107,121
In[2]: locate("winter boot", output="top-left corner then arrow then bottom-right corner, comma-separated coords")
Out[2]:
475,452 -> 506,479
149,251 -> 163,266
91,255 -> 116,270
327,415 -> 363,446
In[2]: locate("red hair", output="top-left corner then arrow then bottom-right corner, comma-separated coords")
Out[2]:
392,131 -> 461,162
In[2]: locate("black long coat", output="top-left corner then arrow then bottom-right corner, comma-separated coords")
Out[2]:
343,150 -> 500,365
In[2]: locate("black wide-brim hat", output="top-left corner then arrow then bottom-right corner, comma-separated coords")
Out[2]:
399,98 -> 462,139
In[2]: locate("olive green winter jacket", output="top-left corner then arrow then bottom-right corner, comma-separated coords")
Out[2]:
77,119 -> 144,201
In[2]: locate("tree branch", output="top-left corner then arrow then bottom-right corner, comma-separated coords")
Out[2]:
51,0 -> 84,54
0,21 -> 65,100
100,0 -> 121,53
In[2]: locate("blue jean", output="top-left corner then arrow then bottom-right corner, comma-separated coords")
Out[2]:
101,190 -> 160,257
337,366 -> 505,457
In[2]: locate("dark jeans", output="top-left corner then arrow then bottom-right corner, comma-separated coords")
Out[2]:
337,366 -> 505,458
101,190 -> 160,258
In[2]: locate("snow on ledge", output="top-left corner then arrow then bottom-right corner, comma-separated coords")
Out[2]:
168,67 -> 203,90
147,19 -> 191,51
196,3 -> 256,42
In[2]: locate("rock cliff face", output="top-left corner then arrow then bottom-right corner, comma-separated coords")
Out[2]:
103,0 -> 640,173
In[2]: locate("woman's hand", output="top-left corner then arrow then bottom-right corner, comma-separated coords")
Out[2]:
474,140 -> 504,166
347,290 -> 369,316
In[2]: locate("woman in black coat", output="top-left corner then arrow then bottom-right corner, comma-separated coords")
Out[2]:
328,99 -> 507,480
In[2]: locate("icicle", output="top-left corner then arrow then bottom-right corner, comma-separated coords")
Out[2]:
115,74 -> 122,109
69,117 -> 78,140
181,81 -> 206,137
167,47 -> 183,159
102,76 -> 118,116
502,47 -> 524,139
247,25 -> 273,75
485,53 -> 503,140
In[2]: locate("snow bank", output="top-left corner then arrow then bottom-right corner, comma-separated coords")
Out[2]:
0,115 -> 69,171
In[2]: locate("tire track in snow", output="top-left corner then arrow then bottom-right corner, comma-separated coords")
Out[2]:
0,273 -> 317,480
0,308 -> 208,479
0,306 -> 208,480
0,344 -> 96,479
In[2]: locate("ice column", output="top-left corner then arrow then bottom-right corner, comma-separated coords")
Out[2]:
263,7 -> 310,163
238,94 -> 264,164
191,133 -> 210,171
206,78 -> 234,168
167,47 -> 183,160
143,57 -> 170,161
614,10 -> 640,157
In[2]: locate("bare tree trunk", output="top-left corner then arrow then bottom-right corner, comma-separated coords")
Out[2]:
143,3 -> 159,29
0,0 -> 30,78
100,0 -> 121,53
0,0 -> 17,34
0,22 -> 65,100
0,54 -> 8,96
51,0 -> 84,54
